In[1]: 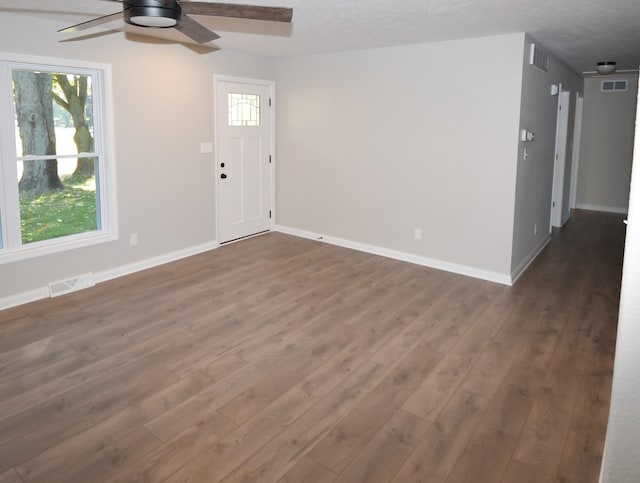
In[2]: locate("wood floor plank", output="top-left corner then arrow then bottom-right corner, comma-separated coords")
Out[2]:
43,427 -> 162,483
0,326 -> 194,422
334,409 -> 430,483
307,345 -> 443,474
556,428 -> 606,483
15,406 -> 148,483
0,211 -> 624,483
402,351 -> 476,421
566,370 -> 611,438
501,459 -> 555,483
160,386 -> 318,482
0,470 -> 22,483
512,317 -> 587,475
218,361 -> 391,483
217,345 -> 329,425
276,456 -> 337,483
392,389 -> 489,483
298,332 -> 380,397
105,411 -> 237,483
0,364 -> 177,475
445,382 -> 534,483
0,337 -> 76,384
369,277 -> 460,368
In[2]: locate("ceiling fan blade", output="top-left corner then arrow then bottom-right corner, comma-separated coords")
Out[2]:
58,11 -> 124,33
180,2 -> 293,23
176,14 -> 220,43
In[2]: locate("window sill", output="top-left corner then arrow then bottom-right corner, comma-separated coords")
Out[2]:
0,231 -> 118,265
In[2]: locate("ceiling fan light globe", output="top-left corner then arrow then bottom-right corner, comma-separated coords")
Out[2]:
596,61 -> 617,75
129,15 -> 177,28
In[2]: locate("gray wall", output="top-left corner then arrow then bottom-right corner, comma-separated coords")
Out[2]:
576,74 -> 638,213
274,34 -> 525,279
510,37 -> 583,277
0,17 -> 587,303
0,13 -> 275,303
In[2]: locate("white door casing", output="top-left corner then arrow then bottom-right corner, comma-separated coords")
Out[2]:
569,93 -> 584,210
215,76 -> 274,244
551,89 -> 571,229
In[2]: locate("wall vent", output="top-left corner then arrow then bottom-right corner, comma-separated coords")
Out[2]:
529,43 -> 549,72
601,80 -> 628,92
48,273 -> 95,298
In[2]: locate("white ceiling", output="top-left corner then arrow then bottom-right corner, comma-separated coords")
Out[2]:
2,0 -> 640,74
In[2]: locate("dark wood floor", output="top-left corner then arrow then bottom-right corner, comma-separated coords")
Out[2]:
0,211 -> 625,483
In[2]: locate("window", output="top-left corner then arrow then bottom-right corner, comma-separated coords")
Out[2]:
601,80 -> 628,92
228,93 -> 261,126
0,56 -> 117,263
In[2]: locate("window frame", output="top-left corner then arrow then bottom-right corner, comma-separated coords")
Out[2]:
0,53 -> 118,264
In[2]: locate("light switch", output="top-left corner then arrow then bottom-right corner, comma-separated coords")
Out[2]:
200,142 -> 213,153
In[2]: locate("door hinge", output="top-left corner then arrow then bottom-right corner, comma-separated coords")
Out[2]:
269,210 -> 272,219
269,155 -> 272,164
269,98 -> 272,107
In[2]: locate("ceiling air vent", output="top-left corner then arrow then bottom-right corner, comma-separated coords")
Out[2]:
601,80 -> 628,92
529,43 -> 549,72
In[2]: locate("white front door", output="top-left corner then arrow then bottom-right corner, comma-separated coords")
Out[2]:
215,77 -> 273,243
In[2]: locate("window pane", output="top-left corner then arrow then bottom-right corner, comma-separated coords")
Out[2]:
19,157 -> 99,244
13,70 -> 94,158
228,93 -> 260,127
12,68 -> 101,246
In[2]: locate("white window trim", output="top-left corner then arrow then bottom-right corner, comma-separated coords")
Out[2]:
0,52 -> 118,264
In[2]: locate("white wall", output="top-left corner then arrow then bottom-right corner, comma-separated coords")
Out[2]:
510,37 -> 582,278
274,34 -> 525,280
601,72 -> 640,483
577,74 -> 639,214
0,13 -> 275,306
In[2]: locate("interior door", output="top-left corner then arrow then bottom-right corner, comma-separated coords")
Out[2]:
551,89 -> 571,228
215,78 -> 272,244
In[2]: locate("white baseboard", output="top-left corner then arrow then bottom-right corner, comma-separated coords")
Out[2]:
274,224 -> 512,286
510,234 -> 552,284
0,241 -> 218,311
0,287 -> 50,311
576,203 -> 628,215
94,241 -> 218,285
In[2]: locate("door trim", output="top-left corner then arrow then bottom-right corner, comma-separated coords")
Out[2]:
569,93 -> 583,210
550,88 -> 570,229
213,75 -> 276,245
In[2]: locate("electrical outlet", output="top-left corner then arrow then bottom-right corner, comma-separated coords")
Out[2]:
130,233 -> 138,246
414,228 -> 422,240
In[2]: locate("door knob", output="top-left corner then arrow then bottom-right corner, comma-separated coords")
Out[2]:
220,173 -> 227,179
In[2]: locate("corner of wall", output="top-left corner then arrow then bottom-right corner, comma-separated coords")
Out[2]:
510,35 -> 583,278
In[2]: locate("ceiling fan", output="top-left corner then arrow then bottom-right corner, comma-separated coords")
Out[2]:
59,0 -> 293,44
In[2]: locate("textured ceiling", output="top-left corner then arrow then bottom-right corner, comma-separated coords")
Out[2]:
1,0 -> 640,74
